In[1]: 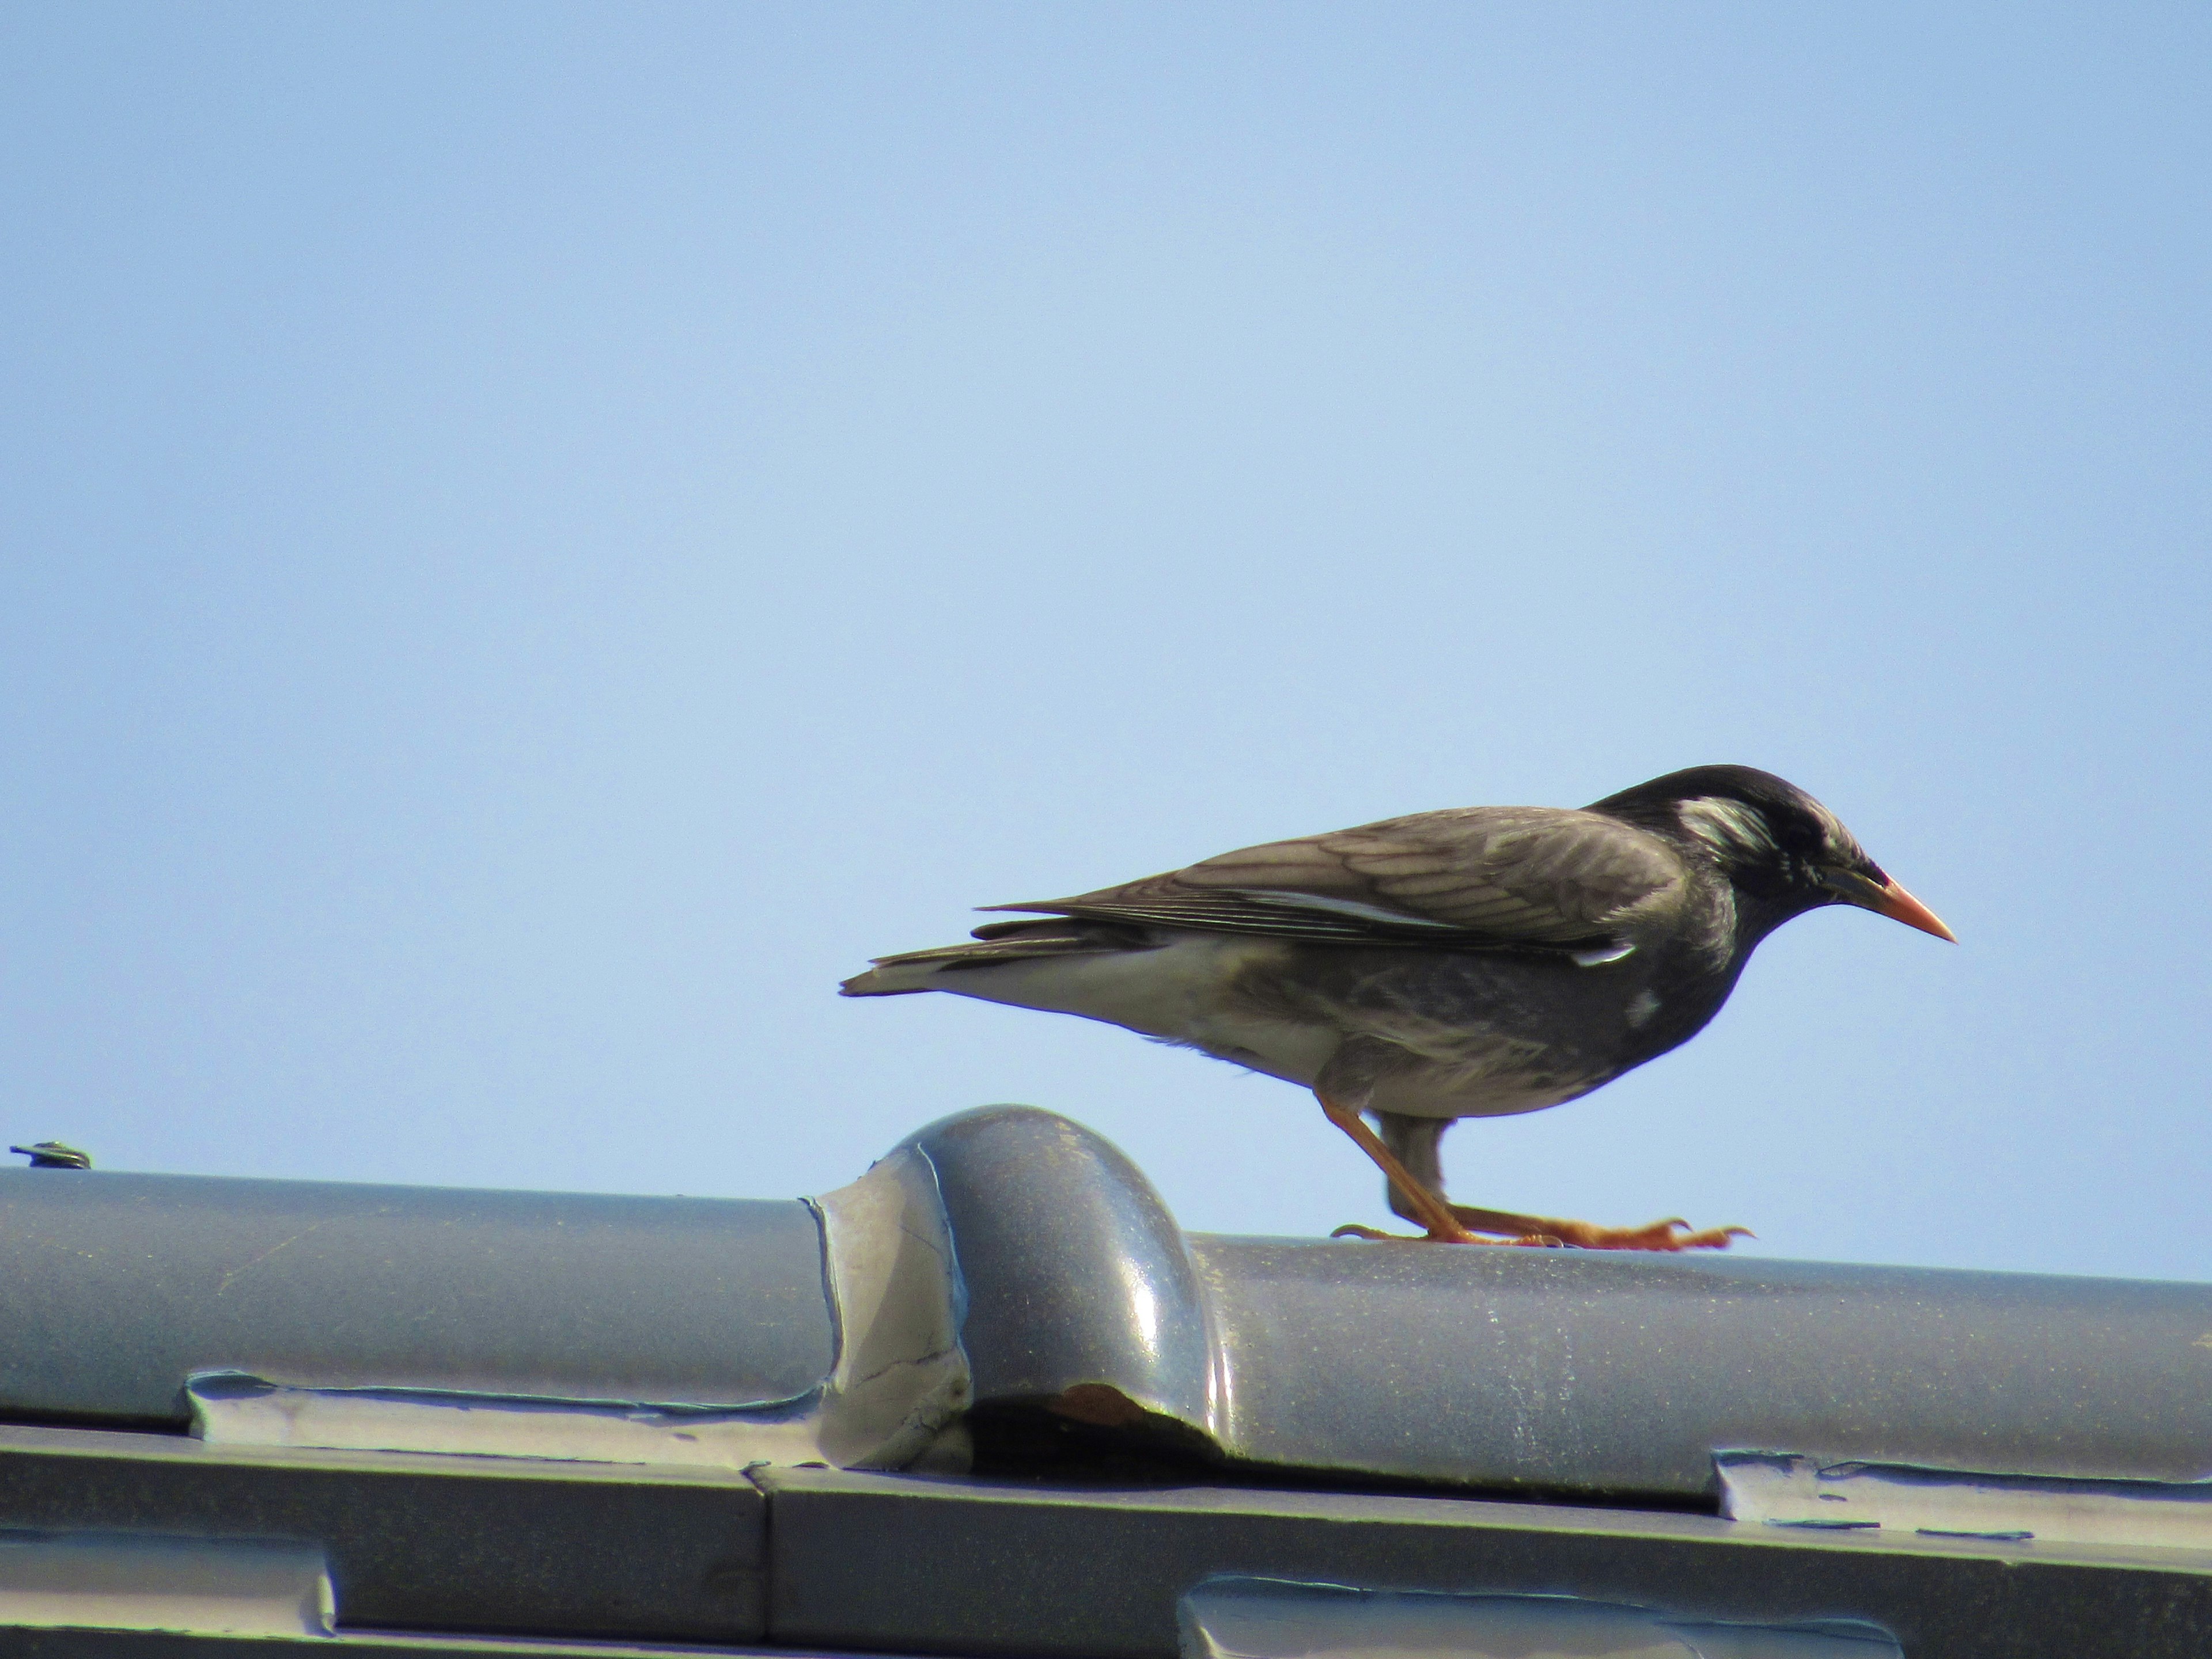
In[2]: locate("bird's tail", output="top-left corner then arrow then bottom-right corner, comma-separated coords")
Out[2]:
839,916 -> 1149,996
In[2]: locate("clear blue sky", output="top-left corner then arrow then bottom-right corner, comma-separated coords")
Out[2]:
4,3 -> 2206,1279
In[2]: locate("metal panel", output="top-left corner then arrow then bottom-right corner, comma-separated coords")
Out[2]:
0,1632 -> 927,1657
0,1425 -> 765,1642
0,1170 -> 833,1419
757,1464 -> 2212,1659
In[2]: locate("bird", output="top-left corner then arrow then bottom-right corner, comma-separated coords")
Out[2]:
840,765 -> 1954,1251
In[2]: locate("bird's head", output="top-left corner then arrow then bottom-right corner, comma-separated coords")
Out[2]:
1588,764 -> 1956,944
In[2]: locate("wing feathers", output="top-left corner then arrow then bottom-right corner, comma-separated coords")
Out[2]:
986,806 -> 1687,955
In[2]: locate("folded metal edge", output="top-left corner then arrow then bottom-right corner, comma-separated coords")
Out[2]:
809,1142 -> 972,1471
1178,1575 -> 1901,1659
1717,1450 -> 2212,1553
0,1529 -> 333,1635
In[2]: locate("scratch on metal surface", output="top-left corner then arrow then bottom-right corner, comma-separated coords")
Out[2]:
215,1218 -> 339,1296
849,1343 -> 961,1393
896,1217 -> 951,1265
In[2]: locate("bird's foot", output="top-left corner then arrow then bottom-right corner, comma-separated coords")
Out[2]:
1330,1222 -> 1560,1247
1450,1205 -> 1751,1251
1543,1217 -> 1751,1251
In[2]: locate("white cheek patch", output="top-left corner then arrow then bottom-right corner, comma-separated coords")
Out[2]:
1677,797 -> 1777,862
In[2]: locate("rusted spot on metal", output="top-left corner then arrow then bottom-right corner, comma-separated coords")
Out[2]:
1048,1382 -> 1148,1428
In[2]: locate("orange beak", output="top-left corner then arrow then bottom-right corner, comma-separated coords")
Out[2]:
1868,877 -> 1958,943
1817,866 -> 1957,942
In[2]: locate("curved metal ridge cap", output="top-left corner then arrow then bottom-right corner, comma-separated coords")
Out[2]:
1184,1234 -> 2212,1494
894,1105 -> 1217,1434
0,1169 -> 835,1419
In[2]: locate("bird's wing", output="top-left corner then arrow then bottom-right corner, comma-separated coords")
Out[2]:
983,807 -> 1687,952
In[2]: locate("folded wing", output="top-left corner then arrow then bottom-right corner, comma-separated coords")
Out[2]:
983,807 -> 1686,953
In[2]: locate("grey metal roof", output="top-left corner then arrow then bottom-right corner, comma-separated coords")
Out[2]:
3,1104 -> 2211,1655
12,1104 -> 2206,1497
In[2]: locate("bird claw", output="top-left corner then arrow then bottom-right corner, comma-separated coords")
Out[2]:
1526,1217 -> 1752,1251
1334,1217 -> 1749,1251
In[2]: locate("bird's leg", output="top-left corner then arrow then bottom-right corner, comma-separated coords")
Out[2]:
1448,1202 -> 1750,1252
1316,1094 -> 1495,1245
1365,1109 -> 1745,1252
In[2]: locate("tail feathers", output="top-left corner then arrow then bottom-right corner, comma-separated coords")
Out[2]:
839,917 -> 1153,997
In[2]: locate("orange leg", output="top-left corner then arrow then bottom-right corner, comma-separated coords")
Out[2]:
1319,1093 -> 1750,1252
1319,1095 -> 1524,1245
